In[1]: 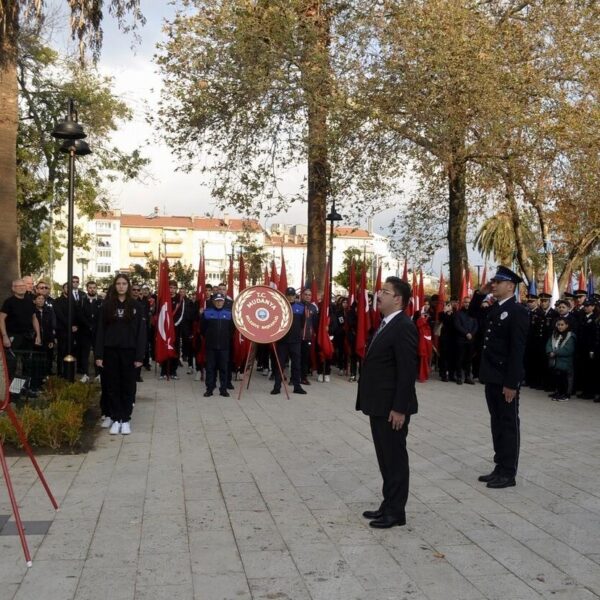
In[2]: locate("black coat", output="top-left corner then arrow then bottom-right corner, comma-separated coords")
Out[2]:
356,312 -> 418,417
80,296 -> 103,338
470,293 -> 529,389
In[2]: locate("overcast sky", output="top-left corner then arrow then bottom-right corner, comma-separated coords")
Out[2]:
44,0 -> 487,275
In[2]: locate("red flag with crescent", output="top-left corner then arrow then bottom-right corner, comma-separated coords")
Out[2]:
155,259 -> 177,363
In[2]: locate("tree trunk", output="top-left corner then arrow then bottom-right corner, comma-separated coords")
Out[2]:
447,160 -> 468,297
558,228 -> 600,291
0,56 -> 20,294
306,103 -> 329,292
302,2 -> 330,293
504,176 -> 532,283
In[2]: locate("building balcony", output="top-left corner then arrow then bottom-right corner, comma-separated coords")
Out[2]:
96,230 -> 112,236
163,237 -> 183,244
129,235 -> 151,243
165,252 -> 183,259
129,250 -> 148,258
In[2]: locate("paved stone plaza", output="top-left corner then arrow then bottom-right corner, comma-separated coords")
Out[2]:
1,372 -> 599,600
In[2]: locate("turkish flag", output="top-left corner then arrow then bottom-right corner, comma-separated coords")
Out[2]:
155,259 -> 177,364
348,259 -> 356,306
317,260 -> 334,361
371,263 -> 382,330
278,249 -> 288,293
355,265 -> 369,358
233,254 -> 250,370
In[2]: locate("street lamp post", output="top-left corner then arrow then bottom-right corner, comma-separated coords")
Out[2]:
51,99 -> 91,381
326,199 -> 343,300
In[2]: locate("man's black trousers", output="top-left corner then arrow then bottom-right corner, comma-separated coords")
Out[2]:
369,415 -> 411,519
274,342 -> 301,390
206,348 -> 229,393
485,383 -> 520,477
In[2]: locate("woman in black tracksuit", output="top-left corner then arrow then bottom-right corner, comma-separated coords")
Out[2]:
95,274 -> 146,435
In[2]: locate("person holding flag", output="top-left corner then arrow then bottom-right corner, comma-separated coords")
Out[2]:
95,274 -> 147,435
316,262 -> 335,382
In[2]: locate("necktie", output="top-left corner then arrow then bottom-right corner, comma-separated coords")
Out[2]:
372,319 -> 387,340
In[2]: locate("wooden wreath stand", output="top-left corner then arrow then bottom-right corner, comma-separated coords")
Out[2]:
237,341 -> 290,400
0,345 -> 59,566
233,286 -> 294,401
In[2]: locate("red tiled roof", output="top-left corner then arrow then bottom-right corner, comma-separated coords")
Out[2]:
96,213 -> 263,233
121,215 -> 193,228
269,235 -> 307,248
334,226 -> 371,238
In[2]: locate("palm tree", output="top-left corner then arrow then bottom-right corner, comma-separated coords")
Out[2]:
0,1 -> 143,293
474,212 -> 515,267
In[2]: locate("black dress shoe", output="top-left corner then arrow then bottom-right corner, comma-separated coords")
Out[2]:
136,376 -> 144,383
465,378 -> 475,385
441,375 -> 449,382
456,378 -> 463,385
369,515 -> 406,529
486,475 -> 516,489
477,470 -> 499,483
227,383 -> 235,390
220,390 -> 230,397
293,386 -> 307,394
203,391 -> 213,397
362,509 -> 383,520
270,388 -> 280,395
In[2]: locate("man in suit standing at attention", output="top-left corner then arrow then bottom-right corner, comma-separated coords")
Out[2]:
356,276 -> 418,529
469,266 -> 529,489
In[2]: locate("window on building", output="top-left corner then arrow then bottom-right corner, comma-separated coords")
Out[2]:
97,249 -> 111,258
97,263 -> 112,274
97,221 -> 112,232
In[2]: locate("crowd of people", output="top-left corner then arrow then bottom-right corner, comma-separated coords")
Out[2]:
432,288 -> 600,402
2,272 -> 599,437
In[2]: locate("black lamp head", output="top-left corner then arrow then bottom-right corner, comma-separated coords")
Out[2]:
60,139 -> 92,156
52,99 -> 87,140
326,209 -> 343,222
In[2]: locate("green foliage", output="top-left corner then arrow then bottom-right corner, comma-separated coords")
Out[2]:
333,247 -> 373,293
0,377 -> 99,449
17,33 -> 149,277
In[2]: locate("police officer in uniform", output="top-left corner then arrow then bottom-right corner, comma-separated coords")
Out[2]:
200,292 -> 234,397
469,266 -> 529,489
271,287 -> 307,395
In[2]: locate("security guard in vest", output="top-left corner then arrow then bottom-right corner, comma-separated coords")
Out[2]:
271,287 -> 307,395
200,292 -> 234,397
469,266 -> 529,488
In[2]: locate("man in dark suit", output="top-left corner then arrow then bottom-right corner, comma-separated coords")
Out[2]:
356,276 -> 418,529
469,266 -> 529,489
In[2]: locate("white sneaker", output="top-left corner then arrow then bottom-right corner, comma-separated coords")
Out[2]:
187,367 -> 193,374
109,421 -> 121,435
172,375 -> 179,380
159,375 -> 166,380
80,374 -> 89,383
94,374 -> 101,383
262,370 -> 269,377
324,375 -> 330,383
317,374 -> 324,382
194,371 -> 202,382
100,416 -> 113,429
121,422 -> 131,435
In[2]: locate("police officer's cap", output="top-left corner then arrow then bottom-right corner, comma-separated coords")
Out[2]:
213,292 -> 225,301
575,289 -> 588,296
526,294 -> 538,300
538,293 -> 552,299
563,292 -> 575,299
490,266 -> 523,284
583,299 -> 595,307
285,287 -> 296,296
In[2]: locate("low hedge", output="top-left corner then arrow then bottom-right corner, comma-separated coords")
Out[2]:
0,377 -> 100,450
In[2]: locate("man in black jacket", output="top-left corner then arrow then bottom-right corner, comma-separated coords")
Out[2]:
271,287 -> 307,395
454,296 -> 478,385
356,276 -> 418,529
469,266 -> 529,489
78,281 -> 103,381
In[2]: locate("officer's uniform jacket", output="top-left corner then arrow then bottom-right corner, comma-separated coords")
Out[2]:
470,293 -> 530,389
